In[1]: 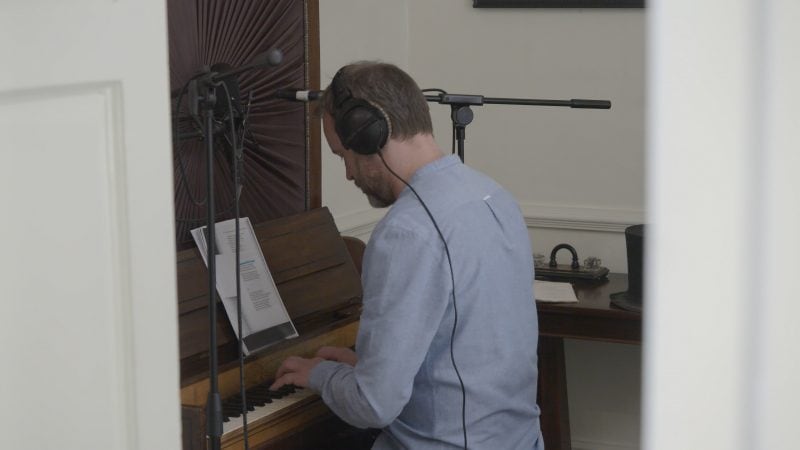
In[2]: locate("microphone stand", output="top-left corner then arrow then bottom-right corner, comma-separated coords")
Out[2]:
183,49 -> 282,450
188,69 -> 224,450
424,93 -> 611,162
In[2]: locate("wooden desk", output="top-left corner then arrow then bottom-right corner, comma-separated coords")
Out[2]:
536,273 -> 641,450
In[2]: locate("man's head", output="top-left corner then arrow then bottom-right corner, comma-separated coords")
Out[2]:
324,116 -> 394,207
320,62 -> 434,207
320,62 -> 433,147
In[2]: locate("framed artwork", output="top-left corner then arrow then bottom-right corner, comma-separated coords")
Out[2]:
473,0 -> 644,7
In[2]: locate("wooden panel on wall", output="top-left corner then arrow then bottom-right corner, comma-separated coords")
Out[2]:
167,0 -> 321,249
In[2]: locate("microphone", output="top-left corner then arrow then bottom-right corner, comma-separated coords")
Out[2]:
275,89 -> 322,102
208,48 -> 284,83
186,49 -> 283,119
246,48 -> 284,70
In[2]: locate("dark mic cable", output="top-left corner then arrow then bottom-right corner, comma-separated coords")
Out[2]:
376,151 -> 468,450
239,91 -> 254,148
173,82 -> 209,207
221,81 -> 250,450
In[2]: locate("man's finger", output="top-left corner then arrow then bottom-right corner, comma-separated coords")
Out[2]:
275,356 -> 300,379
270,373 -> 293,390
315,346 -> 337,360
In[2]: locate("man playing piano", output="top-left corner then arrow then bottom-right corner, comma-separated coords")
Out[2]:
273,62 -> 544,450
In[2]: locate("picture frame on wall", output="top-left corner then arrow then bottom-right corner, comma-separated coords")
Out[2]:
473,0 -> 644,7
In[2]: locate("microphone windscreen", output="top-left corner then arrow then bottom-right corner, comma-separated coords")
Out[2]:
252,48 -> 283,68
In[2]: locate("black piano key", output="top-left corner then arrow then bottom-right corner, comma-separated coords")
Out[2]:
245,395 -> 266,408
223,408 -> 242,419
247,387 -> 273,404
221,395 -> 254,420
248,385 -> 273,395
234,398 -> 255,411
220,380 -> 305,421
266,389 -> 284,399
223,398 -> 242,409
247,395 -> 270,406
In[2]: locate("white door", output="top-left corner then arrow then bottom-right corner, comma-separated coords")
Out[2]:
645,0 -> 800,449
0,1 -> 181,449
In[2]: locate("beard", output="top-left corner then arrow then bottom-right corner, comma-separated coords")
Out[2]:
356,174 -> 395,208
366,192 -> 391,208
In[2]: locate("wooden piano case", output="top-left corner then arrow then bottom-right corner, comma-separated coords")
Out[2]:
177,207 -> 363,449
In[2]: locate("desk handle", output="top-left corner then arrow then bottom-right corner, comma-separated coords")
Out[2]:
549,243 -> 580,269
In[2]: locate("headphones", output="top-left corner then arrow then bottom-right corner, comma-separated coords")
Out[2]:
330,68 -> 391,155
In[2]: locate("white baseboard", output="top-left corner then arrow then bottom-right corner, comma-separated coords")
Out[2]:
333,203 -> 645,237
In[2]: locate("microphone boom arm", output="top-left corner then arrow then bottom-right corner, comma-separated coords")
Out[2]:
422,92 -> 611,162
424,93 -> 611,109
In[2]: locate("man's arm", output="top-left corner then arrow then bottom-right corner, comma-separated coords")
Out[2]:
316,346 -> 358,366
306,224 -> 450,429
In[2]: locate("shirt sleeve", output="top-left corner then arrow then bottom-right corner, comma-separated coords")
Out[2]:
308,223 -> 451,429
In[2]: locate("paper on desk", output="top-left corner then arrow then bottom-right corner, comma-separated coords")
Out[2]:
534,280 -> 578,303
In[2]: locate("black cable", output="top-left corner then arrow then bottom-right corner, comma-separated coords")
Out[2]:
377,152 -> 468,450
172,81 -> 240,223
239,91 -> 254,145
173,82 -> 208,207
220,81 -> 250,450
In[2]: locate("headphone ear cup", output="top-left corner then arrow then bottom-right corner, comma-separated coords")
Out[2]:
334,98 -> 389,155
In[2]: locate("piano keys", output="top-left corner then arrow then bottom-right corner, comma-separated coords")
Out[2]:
222,384 -> 314,433
177,208 -> 364,450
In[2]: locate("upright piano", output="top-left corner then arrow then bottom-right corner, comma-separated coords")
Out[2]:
177,208 -> 364,449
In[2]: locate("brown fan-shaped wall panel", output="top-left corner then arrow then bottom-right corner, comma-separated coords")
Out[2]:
168,0 -> 320,250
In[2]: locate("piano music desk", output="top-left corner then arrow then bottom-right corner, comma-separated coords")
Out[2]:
536,273 -> 641,450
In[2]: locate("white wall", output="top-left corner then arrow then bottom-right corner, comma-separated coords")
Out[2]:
319,0 -> 409,237
320,2 -> 645,449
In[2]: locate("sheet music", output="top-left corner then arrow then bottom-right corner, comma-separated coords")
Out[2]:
191,218 -> 298,354
534,280 -> 579,303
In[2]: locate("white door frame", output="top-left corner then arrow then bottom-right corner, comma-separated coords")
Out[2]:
0,1 -> 181,449
644,0 -> 800,449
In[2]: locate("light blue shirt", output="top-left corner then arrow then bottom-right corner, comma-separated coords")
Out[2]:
309,155 -> 543,450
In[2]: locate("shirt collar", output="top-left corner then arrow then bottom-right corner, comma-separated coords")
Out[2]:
407,154 -> 461,186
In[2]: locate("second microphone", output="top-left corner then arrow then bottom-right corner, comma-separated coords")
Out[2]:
275,89 -> 323,102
